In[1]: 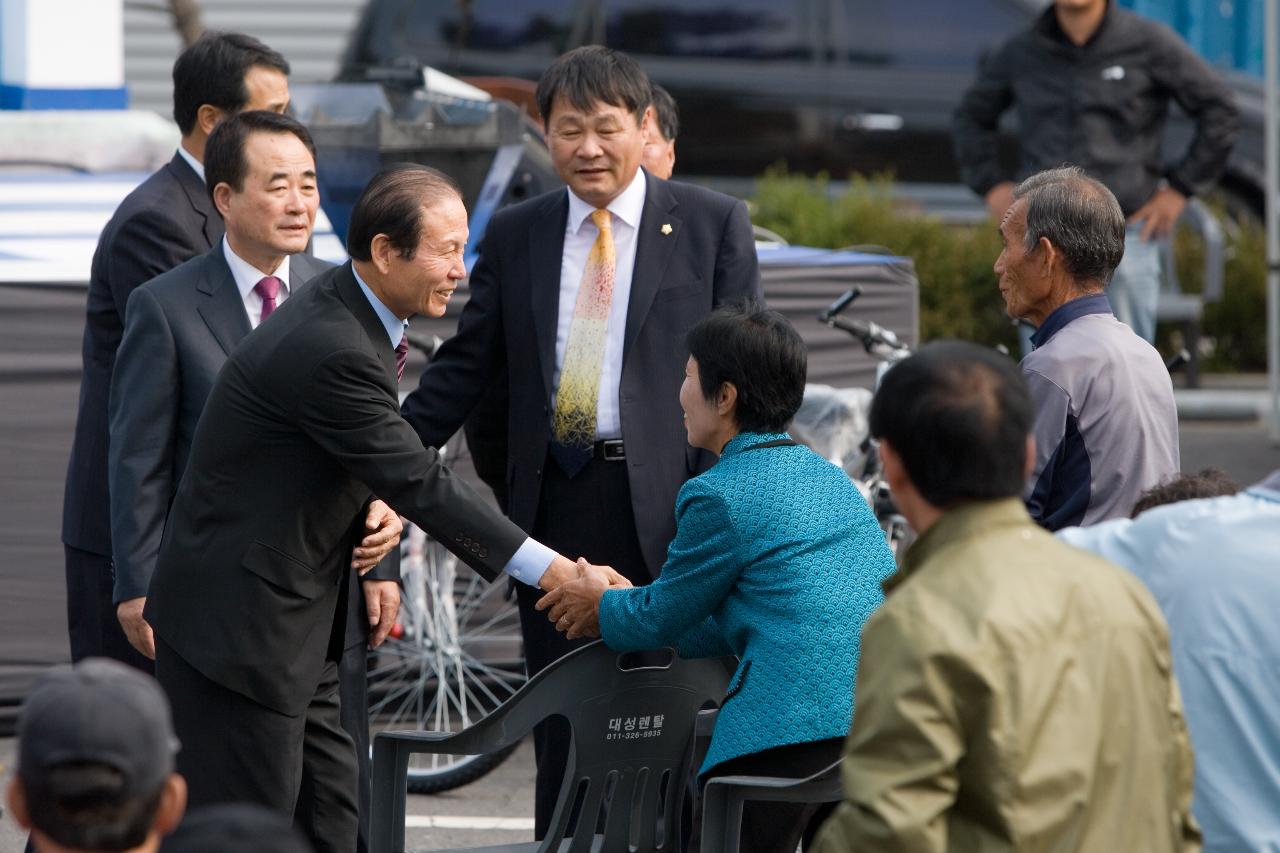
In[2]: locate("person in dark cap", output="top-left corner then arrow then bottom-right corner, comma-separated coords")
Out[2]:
5,658 -> 187,853
160,804 -> 312,853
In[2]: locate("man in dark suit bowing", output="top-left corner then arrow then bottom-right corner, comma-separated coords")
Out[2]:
400,45 -> 761,835
145,164 -> 594,852
63,31 -> 291,671
109,111 -> 401,853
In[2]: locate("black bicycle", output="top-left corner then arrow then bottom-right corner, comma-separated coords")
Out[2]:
816,287 -> 912,556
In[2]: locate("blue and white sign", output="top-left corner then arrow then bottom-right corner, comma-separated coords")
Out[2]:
0,0 -> 127,109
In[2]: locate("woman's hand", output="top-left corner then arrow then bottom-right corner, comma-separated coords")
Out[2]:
536,559 -> 626,639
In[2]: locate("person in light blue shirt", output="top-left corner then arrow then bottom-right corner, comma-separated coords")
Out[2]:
1059,468 -> 1280,853
540,303 -> 896,853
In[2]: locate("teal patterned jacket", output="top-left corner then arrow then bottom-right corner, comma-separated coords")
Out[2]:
599,431 -> 896,773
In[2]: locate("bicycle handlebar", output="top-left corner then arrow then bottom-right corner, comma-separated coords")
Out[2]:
819,286 -> 862,321
820,314 -> 911,363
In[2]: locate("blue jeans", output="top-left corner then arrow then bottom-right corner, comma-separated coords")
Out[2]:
1108,224 -> 1163,344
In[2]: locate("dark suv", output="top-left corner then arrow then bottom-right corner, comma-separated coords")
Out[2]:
339,0 -> 1265,216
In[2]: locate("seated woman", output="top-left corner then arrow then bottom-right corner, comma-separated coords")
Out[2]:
539,302 -> 896,853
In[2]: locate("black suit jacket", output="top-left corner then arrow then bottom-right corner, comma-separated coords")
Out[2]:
64,152 -> 223,554
108,246 -> 333,604
401,172 -> 761,575
145,263 -> 527,715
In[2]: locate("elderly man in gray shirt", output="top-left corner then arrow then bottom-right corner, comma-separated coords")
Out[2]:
994,167 -> 1179,530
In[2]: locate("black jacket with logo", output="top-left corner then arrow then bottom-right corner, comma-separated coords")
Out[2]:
953,2 -> 1238,215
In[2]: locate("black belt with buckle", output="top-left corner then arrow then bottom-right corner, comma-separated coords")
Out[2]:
594,439 -> 626,461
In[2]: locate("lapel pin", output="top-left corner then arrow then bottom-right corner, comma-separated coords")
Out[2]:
660,223 -> 673,236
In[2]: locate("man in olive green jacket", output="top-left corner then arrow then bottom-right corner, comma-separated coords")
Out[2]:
813,341 -> 1199,853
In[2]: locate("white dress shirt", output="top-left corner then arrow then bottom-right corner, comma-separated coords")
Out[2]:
176,144 -> 205,183
222,237 -> 292,329
349,265 -> 557,588
553,168 -> 647,440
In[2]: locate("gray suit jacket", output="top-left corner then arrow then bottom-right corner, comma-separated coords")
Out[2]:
108,245 -> 334,604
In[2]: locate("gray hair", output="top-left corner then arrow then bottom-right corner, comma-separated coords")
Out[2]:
1012,166 -> 1125,286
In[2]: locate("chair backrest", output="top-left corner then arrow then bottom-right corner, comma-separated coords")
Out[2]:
514,642 -> 730,853
1159,197 -> 1226,303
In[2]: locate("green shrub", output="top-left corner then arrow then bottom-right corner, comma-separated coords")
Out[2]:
752,169 -> 1269,370
750,169 -> 1016,351
1171,209 -> 1268,371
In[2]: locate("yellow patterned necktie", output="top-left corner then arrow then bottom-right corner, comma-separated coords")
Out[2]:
551,209 -> 616,474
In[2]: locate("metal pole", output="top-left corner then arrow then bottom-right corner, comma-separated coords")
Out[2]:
1268,0 -> 1280,442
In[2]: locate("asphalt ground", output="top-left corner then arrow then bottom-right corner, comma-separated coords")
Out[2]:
1,416 -> 1277,851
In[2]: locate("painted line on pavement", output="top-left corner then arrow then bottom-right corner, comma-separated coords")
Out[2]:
405,816 -> 535,831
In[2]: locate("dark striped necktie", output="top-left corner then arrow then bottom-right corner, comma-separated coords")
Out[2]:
395,334 -> 409,382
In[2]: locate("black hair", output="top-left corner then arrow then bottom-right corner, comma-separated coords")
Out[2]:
685,301 -> 806,433
172,31 -> 289,135
204,110 -> 316,205
649,83 -> 679,142
869,340 -> 1033,508
535,46 -> 651,127
22,763 -> 165,851
346,164 -> 461,262
1131,467 -> 1238,517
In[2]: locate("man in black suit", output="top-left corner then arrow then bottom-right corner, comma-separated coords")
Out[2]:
108,111 -> 401,853
400,45 -> 761,835
145,165 -> 591,852
63,31 -> 291,670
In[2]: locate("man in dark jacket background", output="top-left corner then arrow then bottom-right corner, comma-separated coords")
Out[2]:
953,0 -> 1238,344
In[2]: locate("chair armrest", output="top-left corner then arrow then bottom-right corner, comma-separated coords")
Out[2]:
699,761 -> 842,853
373,727 -> 497,756
1181,198 -> 1226,304
370,724 -> 520,853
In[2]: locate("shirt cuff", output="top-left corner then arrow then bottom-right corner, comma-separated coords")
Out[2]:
503,537 -> 557,587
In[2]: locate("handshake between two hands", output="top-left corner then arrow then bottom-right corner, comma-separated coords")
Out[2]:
535,558 -> 633,640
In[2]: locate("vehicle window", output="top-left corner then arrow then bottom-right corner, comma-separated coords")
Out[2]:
604,0 -> 817,60
398,0 -> 577,57
838,0 -> 1028,70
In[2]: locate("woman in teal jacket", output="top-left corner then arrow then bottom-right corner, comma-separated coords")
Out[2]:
540,303 -> 896,852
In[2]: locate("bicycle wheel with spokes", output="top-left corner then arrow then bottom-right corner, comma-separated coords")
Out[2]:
366,439 -> 528,794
